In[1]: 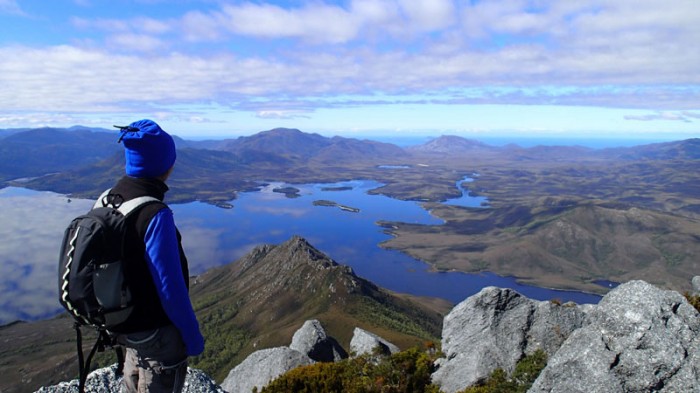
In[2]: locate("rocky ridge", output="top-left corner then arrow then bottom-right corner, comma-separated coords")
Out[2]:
37,277 -> 700,392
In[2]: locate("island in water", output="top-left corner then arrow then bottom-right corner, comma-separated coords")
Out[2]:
313,199 -> 360,213
273,186 -> 301,198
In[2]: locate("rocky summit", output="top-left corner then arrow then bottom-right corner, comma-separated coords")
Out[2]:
37,277 -> 700,393
431,286 -> 588,392
529,280 -> 700,392
35,366 -> 224,393
432,279 -> 699,393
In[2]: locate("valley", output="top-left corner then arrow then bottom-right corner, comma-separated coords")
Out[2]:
3,127 -> 699,296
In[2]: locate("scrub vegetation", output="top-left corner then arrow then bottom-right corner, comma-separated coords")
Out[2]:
258,347 -> 548,393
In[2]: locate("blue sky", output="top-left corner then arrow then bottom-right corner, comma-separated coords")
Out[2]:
0,0 -> 699,141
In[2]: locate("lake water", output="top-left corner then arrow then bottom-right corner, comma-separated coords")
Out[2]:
0,180 -> 601,324
444,176 -> 489,208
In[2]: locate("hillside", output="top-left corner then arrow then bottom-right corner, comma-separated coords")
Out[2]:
12,127 -> 410,202
0,236 -> 449,393
219,128 -> 408,165
0,128 -> 120,183
188,235 -> 448,381
382,200 -> 700,293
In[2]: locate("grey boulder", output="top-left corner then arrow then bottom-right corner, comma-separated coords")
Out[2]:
289,319 -> 348,362
529,280 -> 700,393
220,347 -> 313,393
35,365 -> 224,393
349,327 -> 399,356
432,286 -> 586,393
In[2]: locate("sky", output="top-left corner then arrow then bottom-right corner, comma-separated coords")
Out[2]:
0,0 -> 699,141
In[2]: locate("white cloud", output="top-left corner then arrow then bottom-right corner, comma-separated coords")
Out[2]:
219,2 -> 359,44
180,10 -> 224,42
256,110 -> 311,120
0,0 -> 24,16
398,0 -> 455,32
72,15 -> 171,35
682,111 -> 700,119
1,0 -> 698,124
0,40 -> 698,118
107,33 -> 167,52
71,16 -> 130,32
625,111 -> 695,122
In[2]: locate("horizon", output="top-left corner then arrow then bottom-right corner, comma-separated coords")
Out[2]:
1,123 -> 691,149
1,0 -> 699,140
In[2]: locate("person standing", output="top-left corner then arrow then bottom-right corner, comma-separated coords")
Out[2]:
108,119 -> 204,392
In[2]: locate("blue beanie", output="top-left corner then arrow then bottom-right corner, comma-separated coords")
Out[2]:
122,119 -> 176,178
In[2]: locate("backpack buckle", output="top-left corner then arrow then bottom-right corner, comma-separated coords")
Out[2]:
102,193 -> 124,208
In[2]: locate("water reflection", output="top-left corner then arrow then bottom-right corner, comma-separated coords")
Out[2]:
0,187 -> 92,324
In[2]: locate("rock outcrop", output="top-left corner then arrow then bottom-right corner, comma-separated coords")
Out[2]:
529,280 -> 700,392
350,327 -> 400,356
36,320 -> 400,393
431,286 -> 586,393
289,319 -> 348,362
38,279 -> 700,393
693,275 -> 700,295
431,280 -> 700,393
220,347 -> 313,393
220,320 -> 397,392
35,365 -> 224,393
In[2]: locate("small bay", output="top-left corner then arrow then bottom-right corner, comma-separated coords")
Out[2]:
173,179 -> 601,305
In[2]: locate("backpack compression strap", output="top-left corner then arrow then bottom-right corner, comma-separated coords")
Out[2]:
74,324 -> 118,393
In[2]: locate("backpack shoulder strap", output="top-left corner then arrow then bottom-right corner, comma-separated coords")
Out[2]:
92,188 -> 161,217
117,196 -> 161,217
93,189 -> 112,209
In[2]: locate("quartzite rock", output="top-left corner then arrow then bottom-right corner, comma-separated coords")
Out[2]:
529,280 -> 700,392
289,319 -> 348,362
35,365 -> 224,393
220,347 -> 313,393
432,286 -> 586,393
349,327 -> 400,356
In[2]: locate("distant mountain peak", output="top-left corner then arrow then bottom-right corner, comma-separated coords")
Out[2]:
218,128 -> 407,164
409,135 -> 492,153
265,127 -> 304,134
198,235 -> 365,304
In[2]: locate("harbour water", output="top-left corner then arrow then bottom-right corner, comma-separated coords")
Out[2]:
0,180 -> 601,324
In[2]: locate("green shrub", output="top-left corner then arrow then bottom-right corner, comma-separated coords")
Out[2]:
458,349 -> 548,393
684,292 -> 700,313
261,345 -> 441,393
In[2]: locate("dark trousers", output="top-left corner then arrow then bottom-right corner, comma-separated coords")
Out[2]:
117,325 -> 188,393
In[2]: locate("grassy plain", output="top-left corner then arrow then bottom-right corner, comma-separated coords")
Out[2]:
376,147 -> 700,294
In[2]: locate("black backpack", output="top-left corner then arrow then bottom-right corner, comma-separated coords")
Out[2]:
58,190 -> 159,392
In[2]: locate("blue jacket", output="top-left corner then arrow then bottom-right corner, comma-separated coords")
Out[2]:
109,176 -> 204,356
144,208 -> 205,356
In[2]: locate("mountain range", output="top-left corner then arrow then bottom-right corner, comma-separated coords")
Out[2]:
1,126 -> 699,293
